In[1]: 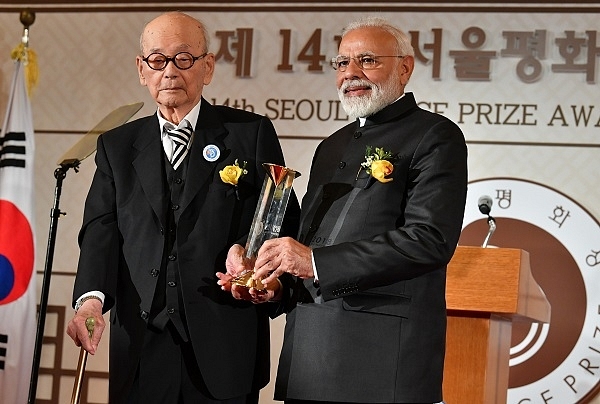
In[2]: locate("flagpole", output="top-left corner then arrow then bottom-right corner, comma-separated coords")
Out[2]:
20,9 -> 43,403
16,9 -> 48,404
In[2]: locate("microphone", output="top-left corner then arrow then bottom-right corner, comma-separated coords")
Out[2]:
478,195 -> 496,248
478,195 -> 493,215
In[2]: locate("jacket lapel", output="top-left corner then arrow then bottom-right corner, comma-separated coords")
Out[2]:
179,99 -> 229,213
132,116 -> 167,228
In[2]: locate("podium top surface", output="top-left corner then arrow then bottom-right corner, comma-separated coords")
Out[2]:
446,246 -> 551,322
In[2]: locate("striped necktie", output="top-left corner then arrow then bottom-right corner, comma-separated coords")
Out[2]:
165,124 -> 192,170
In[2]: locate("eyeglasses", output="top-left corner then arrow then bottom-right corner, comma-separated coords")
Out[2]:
330,55 -> 405,72
142,51 -> 208,71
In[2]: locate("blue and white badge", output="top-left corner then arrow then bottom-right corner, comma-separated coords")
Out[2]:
203,144 -> 220,162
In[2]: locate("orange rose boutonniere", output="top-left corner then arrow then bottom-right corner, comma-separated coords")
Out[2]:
361,146 -> 394,183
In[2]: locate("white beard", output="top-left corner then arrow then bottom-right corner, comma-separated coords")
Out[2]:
338,77 -> 402,120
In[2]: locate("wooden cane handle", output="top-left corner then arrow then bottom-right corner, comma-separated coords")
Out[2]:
70,317 -> 95,404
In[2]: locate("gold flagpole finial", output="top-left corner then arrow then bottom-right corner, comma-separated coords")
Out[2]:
20,9 -> 36,48
12,9 -> 38,96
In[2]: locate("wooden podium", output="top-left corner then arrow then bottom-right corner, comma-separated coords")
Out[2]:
442,246 -> 551,404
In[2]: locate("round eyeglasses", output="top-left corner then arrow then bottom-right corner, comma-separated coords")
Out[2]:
330,55 -> 405,72
142,51 -> 208,71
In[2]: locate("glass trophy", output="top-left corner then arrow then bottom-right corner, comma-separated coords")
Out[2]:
230,163 -> 300,291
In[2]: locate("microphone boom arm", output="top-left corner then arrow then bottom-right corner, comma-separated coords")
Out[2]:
481,216 -> 496,248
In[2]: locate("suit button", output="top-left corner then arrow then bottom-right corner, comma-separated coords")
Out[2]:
168,254 -> 176,261
171,204 -> 180,210
167,308 -> 175,314
150,269 -> 159,277
159,227 -> 164,235
338,161 -> 346,169
140,311 -> 149,320
354,131 -> 362,139
175,178 -> 183,184
168,281 -> 176,287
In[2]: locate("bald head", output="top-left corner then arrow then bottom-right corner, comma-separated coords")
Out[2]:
140,12 -> 210,56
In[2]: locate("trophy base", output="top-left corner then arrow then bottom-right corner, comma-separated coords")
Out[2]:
230,271 -> 266,291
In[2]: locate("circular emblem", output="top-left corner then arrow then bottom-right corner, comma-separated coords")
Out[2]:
460,178 -> 600,403
203,144 -> 221,162
0,199 -> 35,304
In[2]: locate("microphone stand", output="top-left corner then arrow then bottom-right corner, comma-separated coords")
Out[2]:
27,102 -> 143,403
481,215 -> 496,248
28,161 -> 80,403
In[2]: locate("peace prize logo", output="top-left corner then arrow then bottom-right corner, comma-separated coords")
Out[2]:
460,178 -> 600,403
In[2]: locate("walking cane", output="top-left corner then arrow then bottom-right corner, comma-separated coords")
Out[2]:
70,317 -> 95,404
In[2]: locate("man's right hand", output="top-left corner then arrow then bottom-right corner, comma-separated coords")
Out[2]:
66,298 -> 105,355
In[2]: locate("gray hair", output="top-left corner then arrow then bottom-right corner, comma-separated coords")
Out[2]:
341,17 -> 414,57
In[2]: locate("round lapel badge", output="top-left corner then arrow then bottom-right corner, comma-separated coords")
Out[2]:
203,144 -> 220,162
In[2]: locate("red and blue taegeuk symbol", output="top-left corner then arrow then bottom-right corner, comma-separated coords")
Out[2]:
0,199 -> 34,305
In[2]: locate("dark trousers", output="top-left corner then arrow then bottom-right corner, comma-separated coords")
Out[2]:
125,323 -> 258,404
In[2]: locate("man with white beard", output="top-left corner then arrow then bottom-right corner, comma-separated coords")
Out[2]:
223,16 -> 468,404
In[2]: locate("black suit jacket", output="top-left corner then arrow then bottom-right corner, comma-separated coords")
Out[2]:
275,93 -> 468,403
73,98 -> 299,401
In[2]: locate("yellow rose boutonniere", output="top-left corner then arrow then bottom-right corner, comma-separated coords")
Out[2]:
360,146 -> 394,183
219,159 -> 248,186
370,159 -> 394,183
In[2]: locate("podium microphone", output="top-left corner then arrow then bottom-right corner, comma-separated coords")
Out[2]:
478,195 -> 496,248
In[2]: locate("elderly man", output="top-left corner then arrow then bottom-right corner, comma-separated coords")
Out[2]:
66,11 -> 298,403
225,16 -> 468,404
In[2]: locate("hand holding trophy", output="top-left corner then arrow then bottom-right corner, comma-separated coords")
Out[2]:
230,163 -> 300,291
